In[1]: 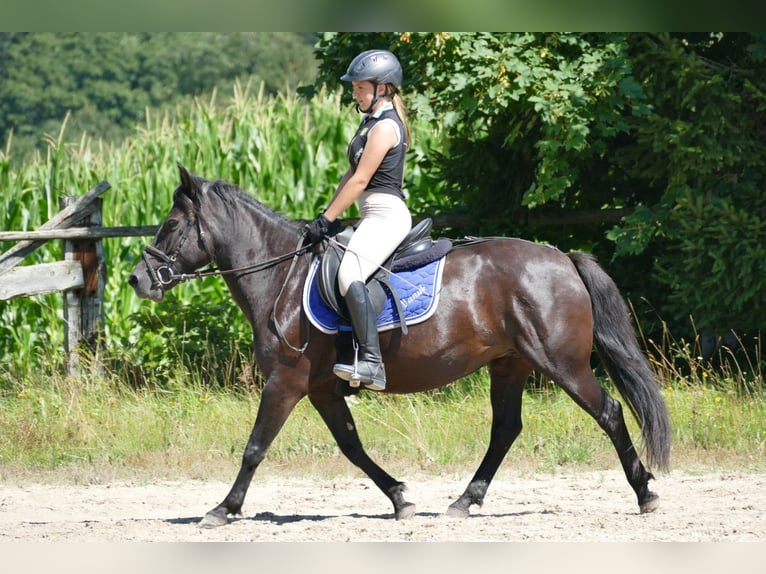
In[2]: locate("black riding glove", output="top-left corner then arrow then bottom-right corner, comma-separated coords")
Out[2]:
304,213 -> 340,245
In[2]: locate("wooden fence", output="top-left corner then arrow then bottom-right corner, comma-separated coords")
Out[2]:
0,181 -> 158,375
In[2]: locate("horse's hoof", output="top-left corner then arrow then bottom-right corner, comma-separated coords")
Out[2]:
395,503 -> 417,520
639,492 -> 660,514
446,504 -> 470,519
199,509 -> 229,528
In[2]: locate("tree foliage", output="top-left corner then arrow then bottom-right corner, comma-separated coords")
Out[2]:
313,33 -> 648,229
609,33 -> 766,338
0,32 -> 317,159
313,32 -> 766,345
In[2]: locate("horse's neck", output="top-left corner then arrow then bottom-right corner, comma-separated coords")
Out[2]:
210,194 -> 300,268
207,193 -> 304,326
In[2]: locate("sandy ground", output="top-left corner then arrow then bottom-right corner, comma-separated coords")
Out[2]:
1,469 -> 764,543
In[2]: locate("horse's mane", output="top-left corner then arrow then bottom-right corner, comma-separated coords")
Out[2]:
207,180 -> 296,225
176,177 -> 303,234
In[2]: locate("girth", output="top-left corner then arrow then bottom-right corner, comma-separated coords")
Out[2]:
317,218 -> 448,334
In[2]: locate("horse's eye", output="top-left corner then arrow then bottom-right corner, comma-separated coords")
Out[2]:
166,219 -> 179,231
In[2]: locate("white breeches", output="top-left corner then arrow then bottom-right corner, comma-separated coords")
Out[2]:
338,192 -> 411,296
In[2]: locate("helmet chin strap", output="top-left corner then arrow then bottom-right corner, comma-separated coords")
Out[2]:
356,83 -> 392,114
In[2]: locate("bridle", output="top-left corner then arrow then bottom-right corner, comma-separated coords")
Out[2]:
142,217 -> 205,290
142,215 -> 310,289
141,213 -> 313,353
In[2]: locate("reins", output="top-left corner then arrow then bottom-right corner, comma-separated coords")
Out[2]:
168,243 -> 311,284
145,218 -> 437,356
271,234 -> 312,353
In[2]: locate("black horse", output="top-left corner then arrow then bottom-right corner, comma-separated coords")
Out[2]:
129,165 -> 671,527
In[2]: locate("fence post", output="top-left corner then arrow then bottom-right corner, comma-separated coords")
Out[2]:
61,196 -> 106,376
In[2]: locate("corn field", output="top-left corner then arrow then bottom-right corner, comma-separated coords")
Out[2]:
0,80 -> 441,387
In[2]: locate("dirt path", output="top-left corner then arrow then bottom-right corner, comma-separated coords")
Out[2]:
1,469 -> 764,542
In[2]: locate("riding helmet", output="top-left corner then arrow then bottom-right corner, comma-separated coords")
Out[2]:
341,49 -> 403,88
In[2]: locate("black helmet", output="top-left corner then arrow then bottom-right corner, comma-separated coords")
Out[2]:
341,49 -> 403,88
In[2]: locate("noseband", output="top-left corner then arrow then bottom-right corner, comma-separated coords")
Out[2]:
142,243 -> 179,288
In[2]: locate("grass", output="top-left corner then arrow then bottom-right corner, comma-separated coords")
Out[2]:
1,359 -> 763,485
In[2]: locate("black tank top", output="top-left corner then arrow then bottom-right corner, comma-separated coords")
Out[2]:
347,106 -> 406,200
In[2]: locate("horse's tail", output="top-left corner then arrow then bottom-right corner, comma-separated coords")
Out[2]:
568,251 -> 671,471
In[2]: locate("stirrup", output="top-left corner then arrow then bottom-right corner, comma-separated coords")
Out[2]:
333,331 -> 386,390
333,362 -> 355,383
333,341 -> 360,384
333,361 -> 385,389
350,361 -> 386,391
333,350 -> 386,391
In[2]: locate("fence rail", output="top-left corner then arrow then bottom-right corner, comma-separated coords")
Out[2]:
0,225 -> 159,242
0,181 -> 159,376
2,180 -> 634,376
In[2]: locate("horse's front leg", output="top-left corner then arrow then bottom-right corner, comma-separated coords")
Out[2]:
309,387 -> 416,519
200,378 -> 303,528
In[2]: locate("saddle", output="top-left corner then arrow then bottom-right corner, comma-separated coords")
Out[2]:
316,218 -> 451,334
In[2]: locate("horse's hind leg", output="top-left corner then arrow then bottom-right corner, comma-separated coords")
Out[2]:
447,359 -> 529,518
309,387 -> 416,520
595,387 -> 660,513
559,366 -> 659,513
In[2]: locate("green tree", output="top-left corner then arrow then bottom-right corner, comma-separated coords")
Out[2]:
0,32 -> 318,159
313,33 -> 647,235
609,33 -> 766,340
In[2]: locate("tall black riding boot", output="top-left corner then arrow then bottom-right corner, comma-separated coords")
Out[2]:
333,281 -> 386,391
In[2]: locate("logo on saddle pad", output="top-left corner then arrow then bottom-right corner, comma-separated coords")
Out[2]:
302,256 -> 446,334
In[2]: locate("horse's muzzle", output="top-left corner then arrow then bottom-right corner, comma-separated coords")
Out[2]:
129,266 -> 165,302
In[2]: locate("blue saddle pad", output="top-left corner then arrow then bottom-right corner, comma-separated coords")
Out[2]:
302,256 -> 446,334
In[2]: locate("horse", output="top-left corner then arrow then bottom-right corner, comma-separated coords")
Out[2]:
129,164 -> 671,527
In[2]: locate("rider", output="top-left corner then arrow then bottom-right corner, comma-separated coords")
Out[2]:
305,49 -> 412,391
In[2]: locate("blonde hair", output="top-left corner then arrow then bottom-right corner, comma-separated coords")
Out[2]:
390,90 -> 411,152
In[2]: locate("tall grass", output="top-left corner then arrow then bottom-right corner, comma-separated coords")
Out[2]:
1,361 -> 763,483
642,321 -> 765,465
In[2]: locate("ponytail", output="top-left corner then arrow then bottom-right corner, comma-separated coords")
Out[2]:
391,92 -> 411,152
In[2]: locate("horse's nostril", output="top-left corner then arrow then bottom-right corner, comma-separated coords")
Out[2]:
128,274 -> 138,288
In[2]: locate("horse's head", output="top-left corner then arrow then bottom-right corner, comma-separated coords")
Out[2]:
129,164 -> 215,302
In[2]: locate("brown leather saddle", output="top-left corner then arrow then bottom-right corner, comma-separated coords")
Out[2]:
316,217 -> 451,334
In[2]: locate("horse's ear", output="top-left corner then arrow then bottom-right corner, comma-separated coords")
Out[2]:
177,163 -> 206,204
178,163 -> 207,206
178,163 -> 195,191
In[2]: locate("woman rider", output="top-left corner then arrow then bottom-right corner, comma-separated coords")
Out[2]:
304,49 -> 412,391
